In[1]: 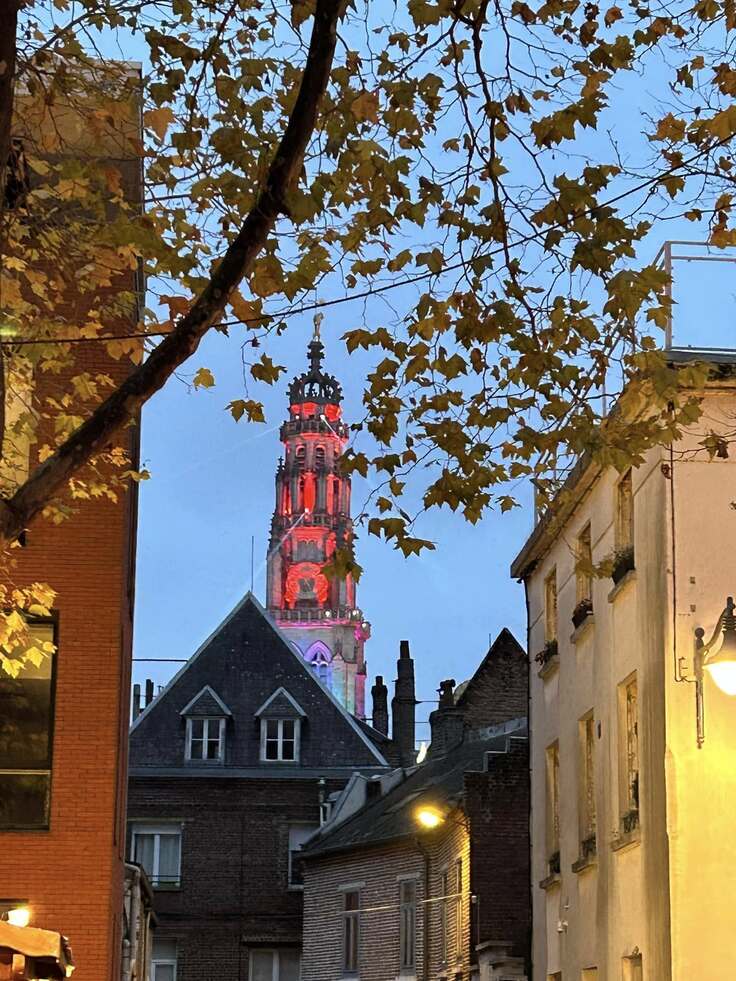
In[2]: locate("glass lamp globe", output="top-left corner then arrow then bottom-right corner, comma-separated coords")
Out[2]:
704,602 -> 736,696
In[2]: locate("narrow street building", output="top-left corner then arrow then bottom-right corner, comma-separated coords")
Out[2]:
0,67 -> 143,980
301,631 -> 530,981
127,595 -> 416,980
511,351 -> 736,980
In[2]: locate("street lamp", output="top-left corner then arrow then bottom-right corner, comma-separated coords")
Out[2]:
414,804 -> 445,829
3,905 -> 30,928
691,596 -> 736,747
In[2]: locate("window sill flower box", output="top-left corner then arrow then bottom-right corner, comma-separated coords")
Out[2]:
571,598 -> 593,629
534,639 -> 558,667
611,546 -> 635,585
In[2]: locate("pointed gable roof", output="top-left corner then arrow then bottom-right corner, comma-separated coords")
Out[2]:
179,685 -> 232,718
255,687 -> 306,719
453,627 -> 527,730
130,592 -> 387,769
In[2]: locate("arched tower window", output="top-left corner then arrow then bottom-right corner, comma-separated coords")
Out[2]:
305,642 -> 332,687
315,445 -> 326,469
295,445 -> 306,471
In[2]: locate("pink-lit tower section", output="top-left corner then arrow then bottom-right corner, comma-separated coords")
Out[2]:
266,332 -> 370,718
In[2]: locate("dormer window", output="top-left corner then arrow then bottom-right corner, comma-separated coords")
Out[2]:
179,685 -> 232,766
186,717 -> 225,762
255,687 -> 307,765
264,719 -> 298,761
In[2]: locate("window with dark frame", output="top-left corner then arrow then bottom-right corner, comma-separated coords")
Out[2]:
342,890 -> 360,974
0,620 -> 56,831
399,879 -> 416,971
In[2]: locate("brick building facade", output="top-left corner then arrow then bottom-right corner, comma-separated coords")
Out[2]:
301,631 -> 530,981
127,595 -> 415,980
0,68 -> 143,981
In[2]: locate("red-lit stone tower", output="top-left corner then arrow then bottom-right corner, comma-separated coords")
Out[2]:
266,330 -> 370,717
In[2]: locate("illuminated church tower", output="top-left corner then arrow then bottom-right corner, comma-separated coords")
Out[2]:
266,329 -> 370,718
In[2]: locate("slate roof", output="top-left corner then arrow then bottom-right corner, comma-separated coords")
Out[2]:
303,718 -> 527,858
255,687 -> 307,718
179,685 -> 232,717
129,593 -> 387,769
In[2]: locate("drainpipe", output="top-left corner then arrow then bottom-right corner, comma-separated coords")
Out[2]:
414,837 -> 431,981
523,574 -> 534,981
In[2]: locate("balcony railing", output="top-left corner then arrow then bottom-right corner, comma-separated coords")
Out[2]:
273,606 -> 363,624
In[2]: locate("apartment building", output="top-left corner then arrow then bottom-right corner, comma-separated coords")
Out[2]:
0,65 -> 143,980
301,631 -> 530,981
511,351 -> 736,981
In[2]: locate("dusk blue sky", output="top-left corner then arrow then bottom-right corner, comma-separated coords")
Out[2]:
131,318 -> 533,735
130,249 -> 736,735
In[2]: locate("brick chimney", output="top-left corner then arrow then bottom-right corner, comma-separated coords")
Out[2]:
132,683 -> 142,721
391,640 -> 416,767
371,675 -> 389,735
429,679 -> 465,757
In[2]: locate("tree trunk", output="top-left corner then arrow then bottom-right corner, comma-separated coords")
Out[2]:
0,0 -> 343,547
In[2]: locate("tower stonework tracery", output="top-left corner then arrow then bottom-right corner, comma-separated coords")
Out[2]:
266,332 -> 370,718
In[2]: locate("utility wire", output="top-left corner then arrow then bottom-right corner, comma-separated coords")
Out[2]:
3,133 -> 732,348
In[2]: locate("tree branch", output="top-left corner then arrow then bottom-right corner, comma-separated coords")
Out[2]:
0,0 -> 343,547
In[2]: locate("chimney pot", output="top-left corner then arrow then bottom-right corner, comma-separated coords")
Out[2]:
132,683 -> 141,721
371,675 -> 389,736
392,642 -> 416,767
145,678 -> 154,707
429,679 -> 464,758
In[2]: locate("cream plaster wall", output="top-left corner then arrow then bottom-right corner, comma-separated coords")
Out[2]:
525,382 -> 736,981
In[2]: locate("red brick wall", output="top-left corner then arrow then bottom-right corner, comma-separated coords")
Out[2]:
0,87 -> 142,980
0,379 -> 139,980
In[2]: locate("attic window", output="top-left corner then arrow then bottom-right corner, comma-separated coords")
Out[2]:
261,718 -> 300,762
186,717 -> 225,763
255,687 -> 306,764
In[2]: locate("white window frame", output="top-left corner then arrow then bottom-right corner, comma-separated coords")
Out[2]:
130,824 -> 182,889
185,716 -> 226,763
152,956 -> 177,981
248,947 -> 301,980
260,718 -> 301,763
